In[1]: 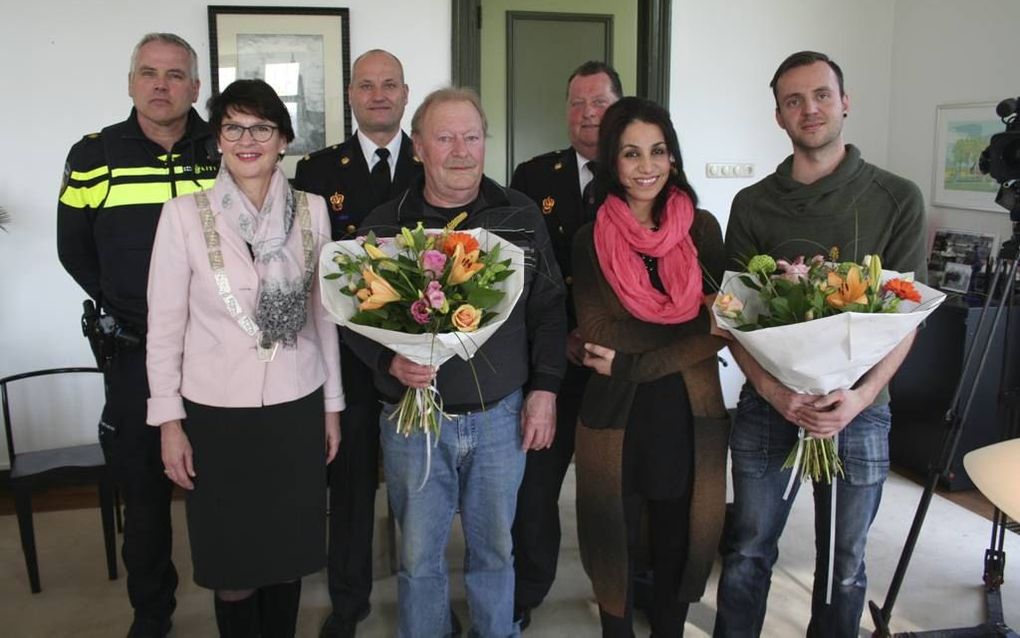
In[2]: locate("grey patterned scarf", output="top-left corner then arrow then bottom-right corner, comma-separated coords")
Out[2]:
213,163 -> 309,347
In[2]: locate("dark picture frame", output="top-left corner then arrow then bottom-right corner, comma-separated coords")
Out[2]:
927,227 -> 996,295
209,5 -> 351,177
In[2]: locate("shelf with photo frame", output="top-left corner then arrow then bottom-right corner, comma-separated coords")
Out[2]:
927,227 -> 996,304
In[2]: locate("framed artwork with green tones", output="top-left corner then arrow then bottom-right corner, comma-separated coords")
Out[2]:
932,102 -> 1002,212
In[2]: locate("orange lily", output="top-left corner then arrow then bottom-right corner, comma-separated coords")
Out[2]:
447,243 -> 485,285
825,266 -> 869,309
359,266 -> 401,310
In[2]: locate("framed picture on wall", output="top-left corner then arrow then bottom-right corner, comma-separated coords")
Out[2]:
927,227 -> 996,294
209,6 -> 351,178
931,102 -> 1003,213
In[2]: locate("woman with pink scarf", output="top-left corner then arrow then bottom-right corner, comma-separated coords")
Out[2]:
571,97 -> 729,636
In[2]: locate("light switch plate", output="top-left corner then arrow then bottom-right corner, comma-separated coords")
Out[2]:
706,162 -> 754,178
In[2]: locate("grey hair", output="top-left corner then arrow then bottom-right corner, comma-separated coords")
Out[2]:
411,87 -> 487,136
129,33 -> 199,81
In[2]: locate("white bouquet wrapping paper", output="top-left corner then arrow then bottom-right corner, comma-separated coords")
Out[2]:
319,227 -> 526,366
713,269 -> 946,395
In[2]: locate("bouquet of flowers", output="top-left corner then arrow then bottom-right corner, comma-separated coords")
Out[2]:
319,215 -> 524,441
713,249 -> 945,483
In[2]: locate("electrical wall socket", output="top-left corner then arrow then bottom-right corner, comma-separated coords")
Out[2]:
705,162 -> 754,178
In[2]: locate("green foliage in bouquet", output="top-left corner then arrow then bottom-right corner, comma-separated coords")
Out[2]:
325,217 -> 514,336
716,249 -> 922,332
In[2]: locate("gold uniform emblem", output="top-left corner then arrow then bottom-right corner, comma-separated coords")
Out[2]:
553,161 -> 563,171
340,156 -> 351,166
541,196 -> 555,214
329,192 -> 345,212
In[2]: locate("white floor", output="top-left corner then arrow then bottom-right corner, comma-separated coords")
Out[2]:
1,469 -> 1017,637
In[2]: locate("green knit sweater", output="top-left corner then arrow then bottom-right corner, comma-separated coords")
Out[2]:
725,144 -> 927,278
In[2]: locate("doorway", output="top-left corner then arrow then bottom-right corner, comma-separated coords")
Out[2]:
452,0 -> 671,183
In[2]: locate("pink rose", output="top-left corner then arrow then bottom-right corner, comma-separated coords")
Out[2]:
410,299 -> 431,325
421,249 -> 447,278
425,280 -> 447,311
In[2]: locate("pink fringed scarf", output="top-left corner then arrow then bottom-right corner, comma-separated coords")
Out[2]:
593,188 -> 702,324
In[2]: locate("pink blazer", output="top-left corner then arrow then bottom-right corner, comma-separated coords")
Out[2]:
145,186 -> 343,426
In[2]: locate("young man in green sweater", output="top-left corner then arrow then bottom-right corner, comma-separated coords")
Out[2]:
714,51 -> 926,638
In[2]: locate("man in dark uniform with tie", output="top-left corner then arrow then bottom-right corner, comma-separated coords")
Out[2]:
293,48 -> 422,638
508,60 -> 622,630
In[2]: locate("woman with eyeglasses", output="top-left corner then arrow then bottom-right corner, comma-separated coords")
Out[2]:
145,79 -> 342,637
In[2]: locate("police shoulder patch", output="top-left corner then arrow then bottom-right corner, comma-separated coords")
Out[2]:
60,161 -> 71,197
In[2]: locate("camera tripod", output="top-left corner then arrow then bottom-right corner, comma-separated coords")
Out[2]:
868,229 -> 1020,637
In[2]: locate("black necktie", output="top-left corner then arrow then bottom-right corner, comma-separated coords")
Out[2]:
370,147 -> 392,203
582,160 -> 598,220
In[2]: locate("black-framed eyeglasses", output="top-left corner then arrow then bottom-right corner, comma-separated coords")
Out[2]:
220,123 -> 278,143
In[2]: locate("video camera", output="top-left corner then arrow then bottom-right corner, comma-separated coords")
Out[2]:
978,97 -> 1020,219
81,299 -> 142,369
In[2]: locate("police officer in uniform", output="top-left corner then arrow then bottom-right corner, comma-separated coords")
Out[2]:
293,48 -> 422,638
56,33 -> 217,638
508,60 -> 622,630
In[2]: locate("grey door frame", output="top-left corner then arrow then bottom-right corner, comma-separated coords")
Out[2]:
451,0 -> 672,106
505,11 -> 613,174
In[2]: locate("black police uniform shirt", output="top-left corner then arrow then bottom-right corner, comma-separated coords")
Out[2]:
293,130 -> 422,240
510,146 -> 595,327
57,107 -> 218,330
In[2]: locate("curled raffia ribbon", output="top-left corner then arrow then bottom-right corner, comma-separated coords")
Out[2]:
782,429 -> 841,605
388,381 -> 449,491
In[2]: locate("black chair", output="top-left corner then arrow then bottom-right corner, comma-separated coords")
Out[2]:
1,367 -> 117,593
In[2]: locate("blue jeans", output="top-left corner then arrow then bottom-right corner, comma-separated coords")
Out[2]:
714,390 -> 890,638
382,389 -> 526,638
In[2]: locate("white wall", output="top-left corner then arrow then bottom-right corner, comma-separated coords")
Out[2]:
0,0 -> 450,467
887,0 -> 1020,244
3,0 -> 1017,462
671,0 -> 897,405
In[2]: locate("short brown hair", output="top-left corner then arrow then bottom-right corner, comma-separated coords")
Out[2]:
770,51 -> 845,103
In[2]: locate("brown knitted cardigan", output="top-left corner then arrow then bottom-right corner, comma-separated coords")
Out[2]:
571,209 -> 730,607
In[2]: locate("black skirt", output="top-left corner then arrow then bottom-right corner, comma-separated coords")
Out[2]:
622,372 -> 694,500
182,388 -> 327,590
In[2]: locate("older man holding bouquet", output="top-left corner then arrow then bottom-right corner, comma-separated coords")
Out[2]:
343,88 -> 566,637
713,51 -> 927,638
